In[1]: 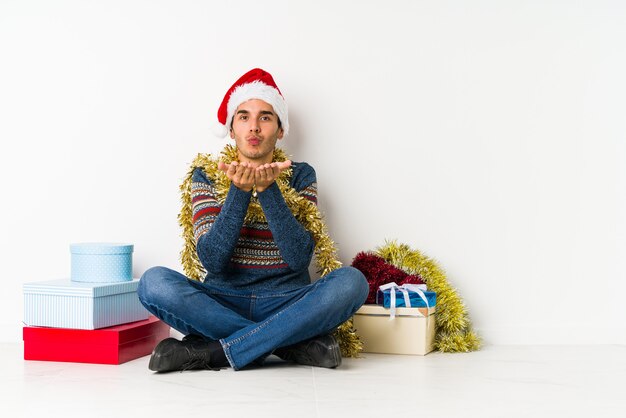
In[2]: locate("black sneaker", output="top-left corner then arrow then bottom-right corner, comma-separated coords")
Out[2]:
148,337 -> 222,372
274,334 -> 342,368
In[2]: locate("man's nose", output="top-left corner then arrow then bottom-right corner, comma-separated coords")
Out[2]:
250,120 -> 260,132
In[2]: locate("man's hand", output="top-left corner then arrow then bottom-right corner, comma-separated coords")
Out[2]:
218,160 -> 291,193
218,161 -> 255,192
254,161 -> 292,193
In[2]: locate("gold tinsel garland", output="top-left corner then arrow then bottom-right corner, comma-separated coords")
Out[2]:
178,145 -> 362,357
375,241 -> 481,352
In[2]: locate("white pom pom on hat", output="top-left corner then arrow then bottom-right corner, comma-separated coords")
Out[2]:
211,121 -> 229,138
214,68 -> 289,138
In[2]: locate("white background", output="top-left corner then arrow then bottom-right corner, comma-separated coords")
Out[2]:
1,0 -> 624,344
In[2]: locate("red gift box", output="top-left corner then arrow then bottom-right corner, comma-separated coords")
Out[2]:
23,316 -> 170,365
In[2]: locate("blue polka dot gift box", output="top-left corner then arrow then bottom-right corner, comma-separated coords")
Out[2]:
70,243 -> 133,283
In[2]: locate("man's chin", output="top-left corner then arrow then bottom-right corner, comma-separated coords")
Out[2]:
238,150 -> 272,164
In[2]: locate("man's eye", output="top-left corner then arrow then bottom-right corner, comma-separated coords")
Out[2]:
239,115 -> 248,120
261,116 -> 270,121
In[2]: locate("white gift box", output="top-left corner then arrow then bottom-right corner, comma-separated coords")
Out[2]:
353,304 -> 436,355
23,279 -> 149,330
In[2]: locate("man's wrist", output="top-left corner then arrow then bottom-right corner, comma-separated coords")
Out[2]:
255,182 -> 274,193
230,182 -> 253,194
233,183 -> 253,193
256,181 -> 281,195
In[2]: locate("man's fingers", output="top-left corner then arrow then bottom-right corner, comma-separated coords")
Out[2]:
256,166 -> 267,181
219,161 -> 239,179
269,165 -> 280,179
277,160 -> 292,170
243,166 -> 255,183
236,162 -> 252,183
218,161 -> 235,174
223,160 -> 289,175
221,160 -> 291,192
231,162 -> 248,183
258,164 -> 278,181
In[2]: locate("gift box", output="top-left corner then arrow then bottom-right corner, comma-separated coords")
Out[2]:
23,316 -> 170,364
23,278 -> 149,329
70,242 -> 133,282
376,288 -> 436,308
353,304 -> 436,355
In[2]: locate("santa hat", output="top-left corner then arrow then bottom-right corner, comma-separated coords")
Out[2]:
213,68 -> 289,138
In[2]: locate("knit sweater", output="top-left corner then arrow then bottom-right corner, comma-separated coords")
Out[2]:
191,162 -> 318,290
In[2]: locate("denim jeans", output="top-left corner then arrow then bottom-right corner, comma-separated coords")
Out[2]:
137,266 -> 369,370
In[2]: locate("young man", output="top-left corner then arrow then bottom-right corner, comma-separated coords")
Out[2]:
138,68 -> 368,372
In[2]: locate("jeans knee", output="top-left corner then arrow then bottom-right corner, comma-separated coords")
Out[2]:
332,266 -> 369,306
138,266 -> 172,304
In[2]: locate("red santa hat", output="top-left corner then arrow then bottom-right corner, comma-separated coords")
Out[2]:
213,68 -> 289,138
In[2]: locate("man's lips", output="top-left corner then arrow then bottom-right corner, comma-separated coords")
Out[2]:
247,137 -> 261,145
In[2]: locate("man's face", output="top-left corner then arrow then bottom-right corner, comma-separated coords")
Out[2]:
230,99 -> 284,164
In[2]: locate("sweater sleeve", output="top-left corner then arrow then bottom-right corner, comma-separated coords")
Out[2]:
191,168 -> 252,274
255,163 -> 317,271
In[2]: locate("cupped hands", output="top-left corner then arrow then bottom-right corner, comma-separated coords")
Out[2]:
217,160 -> 292,193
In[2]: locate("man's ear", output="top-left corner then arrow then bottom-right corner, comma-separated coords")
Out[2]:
277,127 -> 284,140
229,127 -> 235,139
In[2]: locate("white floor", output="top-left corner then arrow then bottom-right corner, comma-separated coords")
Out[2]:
2,343 -> 625,418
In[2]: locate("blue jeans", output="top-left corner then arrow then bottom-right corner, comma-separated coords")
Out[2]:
137,266 -> 369,370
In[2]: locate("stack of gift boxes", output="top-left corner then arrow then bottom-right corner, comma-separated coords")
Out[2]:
22,243 -> 170,365
353,283 -> 437,355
